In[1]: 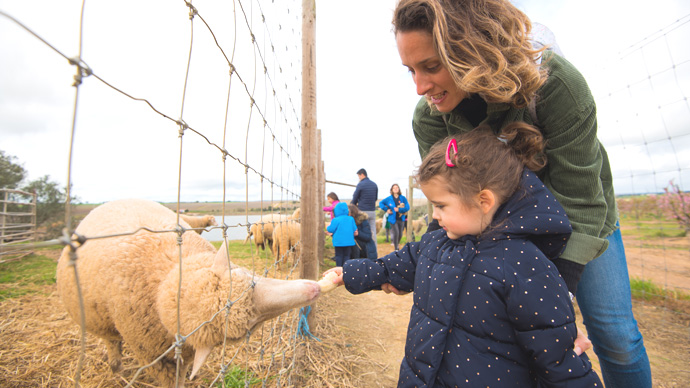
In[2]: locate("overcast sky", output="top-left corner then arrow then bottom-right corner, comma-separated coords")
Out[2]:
1,0 -> 689,204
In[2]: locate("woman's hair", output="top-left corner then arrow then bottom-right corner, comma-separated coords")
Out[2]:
416,122 -> 546,207
393,0 -> 547,107
390,184 -> 401,196
327,192 -> 339,201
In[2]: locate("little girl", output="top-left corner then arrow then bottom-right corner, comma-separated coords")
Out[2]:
324,123 -> 602,387
322,192 -> 340,220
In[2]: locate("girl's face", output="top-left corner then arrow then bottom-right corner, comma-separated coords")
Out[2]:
327,197 -> 334,204
396,30 -> 467,113
392,185 -> 400,195
420,177 -> 491,240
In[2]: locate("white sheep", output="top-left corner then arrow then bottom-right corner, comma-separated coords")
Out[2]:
178,213 -> 218,234
243,213 -> 285,255
56,199 -> 323,388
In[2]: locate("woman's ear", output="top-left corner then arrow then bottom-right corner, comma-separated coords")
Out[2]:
477,189 -> 497,215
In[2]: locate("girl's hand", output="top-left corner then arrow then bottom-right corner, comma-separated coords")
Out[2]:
387,209 -> 393,215
320,268 -> 344,290
381,283 -> 409,295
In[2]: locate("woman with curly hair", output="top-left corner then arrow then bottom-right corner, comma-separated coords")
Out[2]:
386,0 -> 651,387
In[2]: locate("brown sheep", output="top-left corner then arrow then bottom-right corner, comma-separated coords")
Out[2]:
56,199 -> 321,387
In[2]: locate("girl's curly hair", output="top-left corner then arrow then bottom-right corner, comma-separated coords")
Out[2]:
393,0 -> 548,108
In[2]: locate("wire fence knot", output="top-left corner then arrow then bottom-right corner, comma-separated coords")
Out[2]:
176,119 -> 188,137
185,1 -> 198,20
174,334 -> 185,362
68,57 -> 92,87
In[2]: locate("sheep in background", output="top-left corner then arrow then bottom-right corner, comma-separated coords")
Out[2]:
273,222 -> 301,269
179,214 -> 217,234
272,208 -> 301,268
243,214 -> 285,255
411,218 -> 426,234
375,217 -> 382,235
403,216 -> 428,242
56,199 -> 322,388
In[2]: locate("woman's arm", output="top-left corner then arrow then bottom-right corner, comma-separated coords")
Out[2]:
530,55 -> 612,291
399,196 -> 410,213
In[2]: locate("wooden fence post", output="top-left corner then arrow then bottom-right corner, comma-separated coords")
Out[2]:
317,130 -> 325,270
300,0 -> 318,283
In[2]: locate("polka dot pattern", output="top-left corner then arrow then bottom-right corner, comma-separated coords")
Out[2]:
343,170 -> 601,387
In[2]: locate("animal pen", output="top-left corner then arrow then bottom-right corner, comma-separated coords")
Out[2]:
1,0 -> 329,386
0,189 -> 37,261
1,1 -> 690,387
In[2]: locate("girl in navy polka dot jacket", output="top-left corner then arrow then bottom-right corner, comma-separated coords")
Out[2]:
324,123 -> 602,387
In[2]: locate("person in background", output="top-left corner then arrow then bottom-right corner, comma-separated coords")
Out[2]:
326,202 -> 358,267
390,1 -> 650,386
324,124 -> 602,387
384,215 -> 391,243
352,168 -> 379,258
322,192 -> 340,221
348,204 -> 376,260
379,184 -> 410,251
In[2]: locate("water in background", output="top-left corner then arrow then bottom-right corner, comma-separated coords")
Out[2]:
202,215 -> 262,242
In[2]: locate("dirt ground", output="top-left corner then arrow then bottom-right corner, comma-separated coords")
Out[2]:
1,211 -> 688,387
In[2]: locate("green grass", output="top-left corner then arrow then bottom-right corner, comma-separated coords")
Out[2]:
0,252 -> 58,300
630,277 -> 690,302
620,220 -> 686,239
218,365 -> 262,388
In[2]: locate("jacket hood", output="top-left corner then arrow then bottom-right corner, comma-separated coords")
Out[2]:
489,169 -> 572,259
333,202 -> 350,217
353,210 -> 368,224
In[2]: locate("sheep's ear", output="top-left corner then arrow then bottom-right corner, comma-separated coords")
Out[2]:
211,241 -> 231,274
189,345 -> 214,380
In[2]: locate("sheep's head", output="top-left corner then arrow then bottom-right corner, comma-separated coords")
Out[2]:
205,215 -> 219,227
156,242 -> 320,380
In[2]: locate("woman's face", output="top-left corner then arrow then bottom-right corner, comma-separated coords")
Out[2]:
396,30 -> 467,112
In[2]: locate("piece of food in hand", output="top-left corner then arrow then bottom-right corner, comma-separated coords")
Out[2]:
317,271 -> 341,293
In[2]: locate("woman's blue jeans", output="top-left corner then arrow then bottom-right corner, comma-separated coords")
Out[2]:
576,226 -> 652,388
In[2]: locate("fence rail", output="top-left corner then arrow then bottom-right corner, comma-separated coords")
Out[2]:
0,189 -> 37,261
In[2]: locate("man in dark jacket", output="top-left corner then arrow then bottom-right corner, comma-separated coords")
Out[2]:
352,168 -> 378,258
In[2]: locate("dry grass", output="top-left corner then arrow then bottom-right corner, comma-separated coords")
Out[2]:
0,275 -> 369,387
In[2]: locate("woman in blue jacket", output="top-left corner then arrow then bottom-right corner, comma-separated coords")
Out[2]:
379,184 -> 410,251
